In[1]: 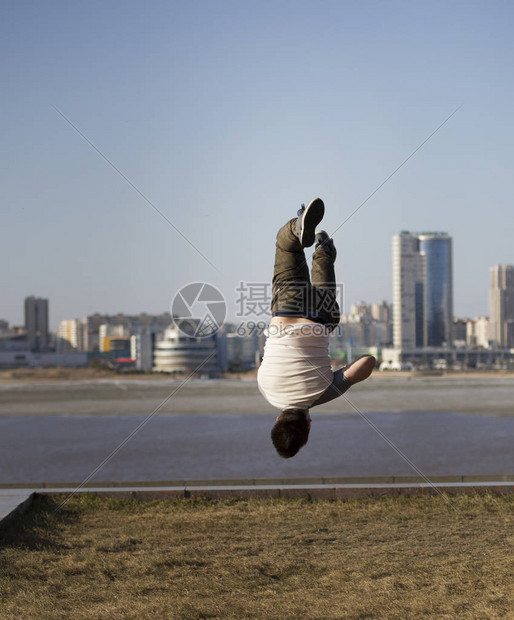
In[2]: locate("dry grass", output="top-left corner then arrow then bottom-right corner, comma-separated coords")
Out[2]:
1,494 -> 513,619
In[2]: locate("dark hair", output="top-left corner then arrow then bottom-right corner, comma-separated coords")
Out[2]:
271,408 -> 310,458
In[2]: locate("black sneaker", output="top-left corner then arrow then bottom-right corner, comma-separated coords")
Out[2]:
314,229 -> 337,260
295,198 -> 325,247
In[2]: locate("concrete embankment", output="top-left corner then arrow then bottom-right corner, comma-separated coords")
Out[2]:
2,475 -> 514,525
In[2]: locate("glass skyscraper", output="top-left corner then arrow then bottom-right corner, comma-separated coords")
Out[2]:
418,234 -> 453,347
393,232 -> 453,349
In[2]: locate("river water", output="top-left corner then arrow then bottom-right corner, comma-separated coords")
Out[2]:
0,377 -> 513,484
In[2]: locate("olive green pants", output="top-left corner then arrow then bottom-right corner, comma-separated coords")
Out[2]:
270,218 -> 340,331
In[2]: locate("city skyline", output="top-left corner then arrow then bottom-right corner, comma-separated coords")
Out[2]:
4,240 -> 508,333
4,220 -> 512,331
3,2 -> 514,327
3,253 -> 509,337
2,269 -> 513,371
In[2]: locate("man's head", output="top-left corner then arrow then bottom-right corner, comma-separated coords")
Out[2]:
271,408 -> 311,458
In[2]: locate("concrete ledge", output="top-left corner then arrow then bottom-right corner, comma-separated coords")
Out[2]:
33,480 -> 514,502
1,474 -> 513,490
0,491 -> 35,526
1,477 -> 513,519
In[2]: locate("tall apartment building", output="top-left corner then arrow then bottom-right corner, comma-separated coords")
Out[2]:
393,233 -> 426,349
466,317 -> 490,349
57,319 -> 85,352
371,301 -> 392,323
24,296 -> 49,351
393,232 -> 453,349
489,264 -> 514,348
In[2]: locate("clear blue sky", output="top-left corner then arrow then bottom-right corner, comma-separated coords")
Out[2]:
2,0 -> 513,328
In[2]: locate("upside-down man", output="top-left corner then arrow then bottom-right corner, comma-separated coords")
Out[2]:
257,198 -> 376,458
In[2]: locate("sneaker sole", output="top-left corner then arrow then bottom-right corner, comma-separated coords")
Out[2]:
299,198 -> 325,247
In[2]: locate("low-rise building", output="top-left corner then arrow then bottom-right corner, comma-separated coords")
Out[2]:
0,351 -> 88,369
153,325 -> 220,374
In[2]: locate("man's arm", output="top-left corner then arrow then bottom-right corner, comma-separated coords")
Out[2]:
311,355 -> 376,408
342,354 -> 376,383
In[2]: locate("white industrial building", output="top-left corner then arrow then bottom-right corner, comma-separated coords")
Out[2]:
153,326 -> 220,374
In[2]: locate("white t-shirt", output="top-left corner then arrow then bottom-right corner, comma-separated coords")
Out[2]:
257,322 -> 333,410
